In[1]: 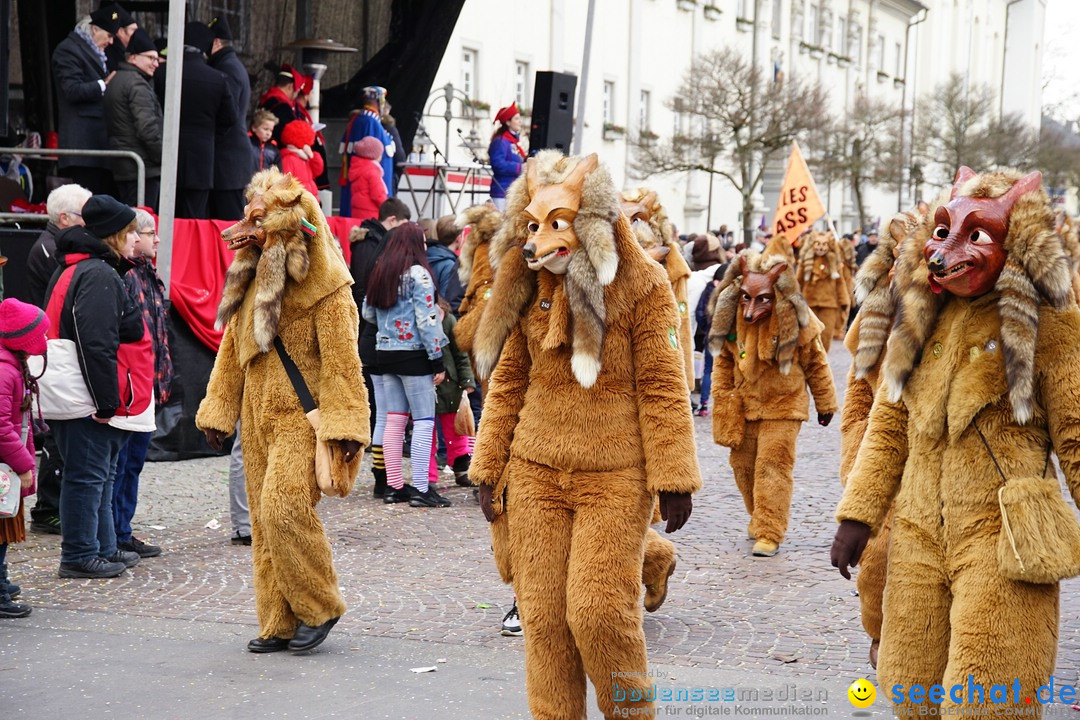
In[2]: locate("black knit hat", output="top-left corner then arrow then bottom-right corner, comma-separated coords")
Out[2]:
125,28 -> 157,57
89,6 -> 121,35
83,195 -> 135,239
208,16 -> 232,41
184,21 -> 214,56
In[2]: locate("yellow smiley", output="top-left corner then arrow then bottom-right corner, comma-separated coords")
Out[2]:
848,678 -> 876,708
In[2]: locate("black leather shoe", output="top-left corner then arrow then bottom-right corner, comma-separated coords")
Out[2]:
288,616 -> 339,653
247,636 -> 290,653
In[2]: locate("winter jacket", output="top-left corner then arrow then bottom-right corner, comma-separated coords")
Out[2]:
178,48 -> 238,191
42,226 -> 152,427
340,109 -> 393,212
257,87 -> 297,146
51,29 -> 109,170
104,62 -> 163,181
280,145 -> 324,197
208,45 -> 256,191
124,257 -> 173,403
27,223 -> 61,309
487,132 -> 524,199
249,133 -> 280,171
361,265 -> 447,375
0,345 -> 35,479
435,312 -> 475,415
349,219 -> 388,309
347,157 -> 387,221
426,243 -> 465,313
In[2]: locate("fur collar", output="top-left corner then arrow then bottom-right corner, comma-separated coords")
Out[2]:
456,204 -> 503,284
882,170 -> 1074,424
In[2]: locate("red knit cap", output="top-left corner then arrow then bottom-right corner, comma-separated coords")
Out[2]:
357,136 -> 384,160
0,299 -> 50,356
281,120 -> 315,149
494,103 -> 520,125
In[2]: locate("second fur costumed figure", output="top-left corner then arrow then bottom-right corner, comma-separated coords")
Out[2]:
471,151 -> 702,719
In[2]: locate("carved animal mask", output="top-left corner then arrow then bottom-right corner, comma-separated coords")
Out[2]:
521,154 -> 598,274
222,195 -> 269,251
621,189 -> 670,260
924,166 -> 1042,297
812,233 -> 830,257
740,256 -> 787,324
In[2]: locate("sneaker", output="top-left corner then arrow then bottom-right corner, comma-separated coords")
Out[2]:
58,557 -> 126,579
453,455 -> 474,486
118,536 -> 162,558
408,485 -> 451,508
501,602 -> 523,636
383,486 -> 411,504
0,595 -> 31,619
30,515 -> 62,535
695,408 -> 710,417
103,550 -> 140,568
231,531 -> 252,546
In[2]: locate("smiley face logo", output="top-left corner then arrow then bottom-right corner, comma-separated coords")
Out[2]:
847,678 -> 876,708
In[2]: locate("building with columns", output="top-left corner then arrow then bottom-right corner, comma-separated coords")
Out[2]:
419,0 -> 1044,234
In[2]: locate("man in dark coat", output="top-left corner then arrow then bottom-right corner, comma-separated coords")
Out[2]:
51,7 -> 120,194
104,29 -> 163,210
207,16 -> 256,220
176,22 -> 238,219
101,2 -> 137,73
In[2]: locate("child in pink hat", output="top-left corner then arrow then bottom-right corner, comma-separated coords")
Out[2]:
348,135 -> 389,221
0,298 -> 51,618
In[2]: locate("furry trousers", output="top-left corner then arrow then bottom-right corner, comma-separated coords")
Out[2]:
728,419 -> 801,545
811,306 -> 843,352
879,519 -> 1059,715
506,455 -> 655,720
240,413 -> 346,639
857,508 -> 891,642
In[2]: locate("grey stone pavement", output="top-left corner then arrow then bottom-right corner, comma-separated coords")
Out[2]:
3,345 -> 1080,718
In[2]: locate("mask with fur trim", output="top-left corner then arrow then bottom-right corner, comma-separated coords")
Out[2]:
521,154 -> 598,274
812,234 -> 830,257
924,166 -> 1041,297
222,195 -> 269,250
740,256 -> 786,325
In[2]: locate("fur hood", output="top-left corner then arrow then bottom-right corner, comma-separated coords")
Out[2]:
456,204 -> 503,284
707,250 -> 813,375
797,232 -> 841,284
216,169 -> 353,358
473,151 -> 627,387
621,187 -> 674,248
882,169 -> 1075,424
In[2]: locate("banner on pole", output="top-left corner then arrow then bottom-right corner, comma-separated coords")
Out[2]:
771,141 -> 826,243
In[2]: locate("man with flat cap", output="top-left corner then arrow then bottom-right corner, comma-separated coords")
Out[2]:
208,16 -> 255,220
105,28 -> 162,210
176,21 -> 238,219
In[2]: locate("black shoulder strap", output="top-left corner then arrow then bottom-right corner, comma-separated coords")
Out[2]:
273,336 -> 316,413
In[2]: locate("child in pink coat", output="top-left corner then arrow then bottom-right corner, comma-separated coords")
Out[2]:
348,136 -> 388,221
279,120 -> 325,196
0,299 -> 50,619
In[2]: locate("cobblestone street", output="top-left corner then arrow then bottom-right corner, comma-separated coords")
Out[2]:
5,345 -> 1080,716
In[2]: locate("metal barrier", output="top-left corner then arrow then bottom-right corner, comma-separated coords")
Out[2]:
0,146 -> 146,222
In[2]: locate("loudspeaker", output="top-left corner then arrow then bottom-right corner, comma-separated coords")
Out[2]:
529,71 -> 576,154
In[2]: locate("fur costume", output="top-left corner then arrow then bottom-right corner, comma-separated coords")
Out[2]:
454,204 -> 505,357
796,231 -> 850,351
836,168 -> 1080,715
472,151 -> 701,720
838,209 -> 921,664
196,169 -> 370,643
708,251 -> 838,551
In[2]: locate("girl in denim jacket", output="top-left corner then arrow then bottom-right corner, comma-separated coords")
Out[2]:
362,223 -> 451,508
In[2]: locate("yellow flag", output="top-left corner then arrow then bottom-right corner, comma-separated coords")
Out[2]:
771,141 -> 826,243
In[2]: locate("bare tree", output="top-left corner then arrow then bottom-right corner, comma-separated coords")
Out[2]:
983,112 -> 1039,169
633,47 -> 830,245
806,94 -> 904,230
1037,117 -> 1080,191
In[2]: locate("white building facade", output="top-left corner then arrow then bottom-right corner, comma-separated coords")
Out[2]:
419,0 -> 1044,234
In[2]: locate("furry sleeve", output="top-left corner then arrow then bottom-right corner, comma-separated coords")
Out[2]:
195,323 -> 244,434
1035,305 -> 1080,509
314,288 -> 371,446
453,299 -> 484,355
670,272 -> 695,390
632,283 -> 703,495
471,324 -> 532,489
835,385 -> 908,532
710,341 -> 745,448
800,335 -> 839,415
839,367 -> 875,487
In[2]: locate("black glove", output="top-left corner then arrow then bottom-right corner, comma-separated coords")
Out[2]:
831,519 -> 872,580
818,412 -> 834,427
477,484 -> 495,523
338,439 -> 362,463
204,428 -> 227,452
659,491 -> 693,533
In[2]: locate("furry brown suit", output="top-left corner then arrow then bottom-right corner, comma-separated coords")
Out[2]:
709,251 -> 838,549
837,169 -> 1080,715
454,204 -> 505,358
797,232 -> 850,351
196,170 -> 370,641
472,152 -> 701,720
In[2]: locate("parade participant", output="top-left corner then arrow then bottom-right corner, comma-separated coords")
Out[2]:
708,250 -> 837,557
196,169 -> 369,654
795,231 -> 850,351
472,151 -> 701,719
339,86 -> 394,215
832,168 -> 1080,716
257,64 -> 300,146
454,203 -> 505,363
836,209 -> 922,668
487,103 -> 525,211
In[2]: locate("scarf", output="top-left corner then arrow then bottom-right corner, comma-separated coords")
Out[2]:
500,130 -> 526,160
126,259 -> 174,403
75,25 -> 107,75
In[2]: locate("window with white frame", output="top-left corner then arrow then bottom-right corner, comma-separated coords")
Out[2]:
772,0 -> 782,38
807,4 -> 819,45
876,34 -> 886,71
838,16 -> 847,55
639,90 -> 651,131
603,81 -> 615,124
515,61 -> 530,108
894,41 -> 903,77
461,47 -> 477,98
